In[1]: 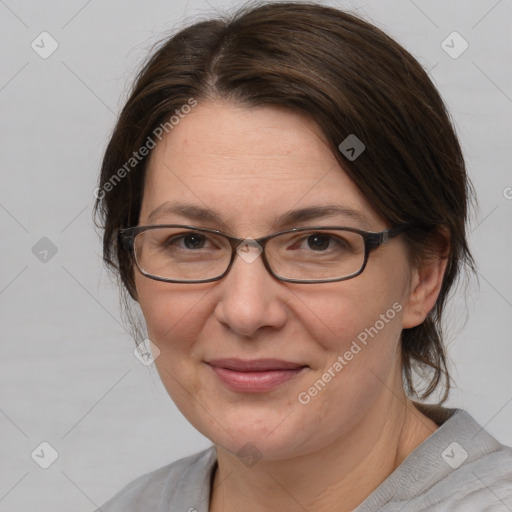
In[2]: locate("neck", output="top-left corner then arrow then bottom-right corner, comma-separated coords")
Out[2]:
209,397 -> 438,512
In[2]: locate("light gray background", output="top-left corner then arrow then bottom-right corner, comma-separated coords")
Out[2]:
1,0 -> 511,510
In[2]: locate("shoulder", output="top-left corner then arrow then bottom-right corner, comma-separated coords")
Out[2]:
95,446 -> 217,512
438,443 -> 512,511
410,446 -> 512,511
358,407 -> 512,512
405,408 -> 512,511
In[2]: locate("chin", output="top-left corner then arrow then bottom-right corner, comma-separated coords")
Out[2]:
187,403 -> 315,461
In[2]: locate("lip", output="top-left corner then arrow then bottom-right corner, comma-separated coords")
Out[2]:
206,358 -> 308,393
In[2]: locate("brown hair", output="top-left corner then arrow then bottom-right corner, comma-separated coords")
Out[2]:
94,1 -> 476,402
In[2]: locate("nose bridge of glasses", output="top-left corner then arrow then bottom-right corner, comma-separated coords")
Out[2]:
229,236 -> 265,267
221,230 -> 268,252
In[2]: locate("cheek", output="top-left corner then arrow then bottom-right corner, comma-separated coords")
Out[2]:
291,279 -> 406,412
135,276 -> 212,354
292,280 -> 404,353
135,277 -> 215,411
296,290 -> 404,401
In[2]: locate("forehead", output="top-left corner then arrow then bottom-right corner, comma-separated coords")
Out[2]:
141,101 -> 382,232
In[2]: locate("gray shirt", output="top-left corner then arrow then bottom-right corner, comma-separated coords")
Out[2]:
96,406 -> 512,511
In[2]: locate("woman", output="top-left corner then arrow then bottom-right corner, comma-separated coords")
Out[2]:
93,2 -> 512,510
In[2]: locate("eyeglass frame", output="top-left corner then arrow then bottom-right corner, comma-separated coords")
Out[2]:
118,223 -> 411,284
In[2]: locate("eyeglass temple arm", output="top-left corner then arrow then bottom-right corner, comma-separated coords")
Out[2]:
118,230 -> 134,252
366,223 -> 410,249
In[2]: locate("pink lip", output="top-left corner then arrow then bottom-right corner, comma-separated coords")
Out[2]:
206,358 -> 308,393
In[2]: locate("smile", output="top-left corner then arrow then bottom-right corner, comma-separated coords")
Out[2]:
206,359 -> 308,393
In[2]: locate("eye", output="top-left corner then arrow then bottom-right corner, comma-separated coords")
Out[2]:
165,232 -> 211,250
295,232 -> 350,252
304,233 -> 333,251
178,233 -> 207,249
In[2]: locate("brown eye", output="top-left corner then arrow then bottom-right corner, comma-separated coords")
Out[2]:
306,234 -> 332,251
175,233 -> 207,250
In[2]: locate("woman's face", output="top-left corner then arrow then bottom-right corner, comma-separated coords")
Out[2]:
135,100 -> 420,460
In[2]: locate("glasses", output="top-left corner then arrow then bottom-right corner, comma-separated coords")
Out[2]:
118,223 -> 410,284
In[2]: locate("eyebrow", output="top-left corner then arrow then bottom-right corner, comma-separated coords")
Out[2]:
274,205 -> 371,229
146,202 -> 371,231
147,202 -> 230,231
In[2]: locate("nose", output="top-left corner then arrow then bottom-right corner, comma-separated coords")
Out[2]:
213,247 -> 288,337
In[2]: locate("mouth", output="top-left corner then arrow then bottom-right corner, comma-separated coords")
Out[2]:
206,358 -> 309,393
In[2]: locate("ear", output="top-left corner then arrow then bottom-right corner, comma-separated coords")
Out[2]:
401,230 -> 450,329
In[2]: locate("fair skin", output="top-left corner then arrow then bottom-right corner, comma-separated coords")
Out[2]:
134,100 -> 447,512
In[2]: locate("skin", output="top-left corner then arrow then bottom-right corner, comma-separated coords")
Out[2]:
134,100 -> 447,512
